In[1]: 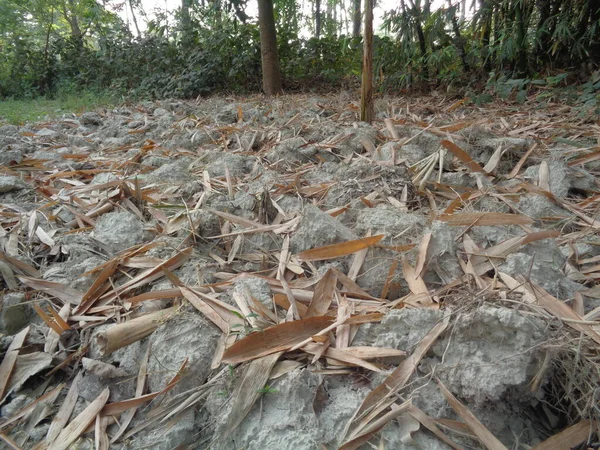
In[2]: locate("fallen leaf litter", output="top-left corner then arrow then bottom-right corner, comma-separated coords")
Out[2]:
0,94 -> 599,449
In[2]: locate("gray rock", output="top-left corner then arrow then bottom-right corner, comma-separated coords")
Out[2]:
0,124 -> 19,137
34,128 -> 57,137
147,313 -> 221,394
290,204 -> 357,254
0,176 -> 27,194
0,149 -> 23,165
353,309 -> 444,351
149,159 -> 192,183
153,108 -> 170,117
216,369 -> 323,449
92,211 -> 144,252
80,112 -> 103,126
427,306 -> 545,402
0,292 -> 34,335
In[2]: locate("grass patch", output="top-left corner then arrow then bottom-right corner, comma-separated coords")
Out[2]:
0,91 -> 121,125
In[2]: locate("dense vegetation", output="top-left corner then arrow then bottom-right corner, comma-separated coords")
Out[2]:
0,0 -> 598,101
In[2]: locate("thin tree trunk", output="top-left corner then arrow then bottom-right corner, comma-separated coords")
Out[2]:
514,0 -> 527,75
315,0 -> 322,38
479,0 -> 492,70
129,0 -> 141,37
352,0 -> 361,37
447,0 -> 469,72
257,0 -> 283,95
360,0 -> 373,123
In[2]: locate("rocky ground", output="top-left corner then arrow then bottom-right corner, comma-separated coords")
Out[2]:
0,93 -> 599,450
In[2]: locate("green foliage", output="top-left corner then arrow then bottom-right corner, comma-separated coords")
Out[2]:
0,0 -> 598,101
257,384 -> 278,394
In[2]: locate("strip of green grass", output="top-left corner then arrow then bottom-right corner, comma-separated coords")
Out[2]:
0,91 -> 120,125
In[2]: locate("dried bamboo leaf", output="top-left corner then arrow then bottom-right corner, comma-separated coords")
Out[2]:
47,372 -> 82,443
74,259 -> 119,315
408,405 -> 465,450
302,343 -> 381,372
33,304 -> 63,335
180,287 -> 229,333
0,251 -> 40,277
436,378 -> 508,450
110,344 -> 151,443
18,277 -> 83,305
402,260 -> 429,296
506,144 -> 536,179
441,140 -> 486,173
349,320 -> 447,425
0,326 -> 29,401
521,279 -> 600,345
0,383 -> 64,432
341,400 -> 412,450
340,346 -> 406,359
222,316 -> 335,364
6,353 -> 53,396
531,420 -> 593,450
306,269 -> 337,317
438,212 -> 533,226
47,387 -> 109,450
296,235 -> 384,262
414,232 -> 431,277
219,352 -> 282,441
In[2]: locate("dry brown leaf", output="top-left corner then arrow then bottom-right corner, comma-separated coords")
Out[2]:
110,344 -> 151,443
222,316 -> 335,364
306,269 -> 337,317
33,304 -> 63,335
47,387 -> 109,450
345,319 -> 448,439
341,400 -> 412,450
506,143 -> 536,179
218,352 -> 282,442
0,326 -> 29,402
531,420 -> 593,450
438,212 -> 533,226
441,140 -> 486,173
402,260 -> 430,296
408,405 -> 465,450
302,343 -> 381,372
74,259 -> 119,315
180,287 -> 229,333
46,373 -> 81,443
296,235 -> 384,262
0,383 -> 63,432
414,232 -> 431,277
18,277 -> 83,305
521,279 -> 600,345
436,378 -> 508,450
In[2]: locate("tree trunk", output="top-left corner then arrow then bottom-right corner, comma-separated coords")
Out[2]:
257,0 -> 283,95
447,0 -> 469,72
315,0 -> 322,38
352,0 -> 361,37
129,0 -> 141,37
479,0 -> 492,70
514,0 -> 527,75
360,0 -> 373,123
